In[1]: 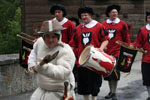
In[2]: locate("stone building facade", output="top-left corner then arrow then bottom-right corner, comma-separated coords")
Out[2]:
21,0 -> 150,40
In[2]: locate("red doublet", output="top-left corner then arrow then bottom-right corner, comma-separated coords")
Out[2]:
133,26 -> 150,63
69,21 -> 109,66
61,20 -> 74,44
102,20 -> 130,57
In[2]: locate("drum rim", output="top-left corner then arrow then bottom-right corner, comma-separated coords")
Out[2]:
79,46 -> 91,66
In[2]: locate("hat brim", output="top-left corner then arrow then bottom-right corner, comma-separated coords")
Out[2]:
37,28 -> 65,34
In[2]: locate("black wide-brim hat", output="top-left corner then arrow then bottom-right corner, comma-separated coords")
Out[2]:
105,4 -> 120,17
69,17 -> 80,26
78,6 -> 94,19
50,4 -> 67,17
146,11 -> 150,22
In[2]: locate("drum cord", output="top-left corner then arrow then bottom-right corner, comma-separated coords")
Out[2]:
39,90 -> 64,100
114,69 -> 119,79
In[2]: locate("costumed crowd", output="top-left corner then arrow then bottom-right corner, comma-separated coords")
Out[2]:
25,3 -> 150,100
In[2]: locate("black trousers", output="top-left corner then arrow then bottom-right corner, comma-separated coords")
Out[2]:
141,62 -> 150,86
77,67 -> 102,96
104,57 -> 120,81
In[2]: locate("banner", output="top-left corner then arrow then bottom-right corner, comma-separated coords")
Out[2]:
19,40 -> 33,69
117,45 -> 137,72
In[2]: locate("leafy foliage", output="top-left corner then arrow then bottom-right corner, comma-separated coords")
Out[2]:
0,0 -> 21,54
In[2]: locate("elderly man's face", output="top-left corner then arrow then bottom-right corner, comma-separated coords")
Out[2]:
43,33 -> 59,48
109,9 -> 118,20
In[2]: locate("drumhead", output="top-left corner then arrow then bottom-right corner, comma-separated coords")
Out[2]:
79,46 -> 91,66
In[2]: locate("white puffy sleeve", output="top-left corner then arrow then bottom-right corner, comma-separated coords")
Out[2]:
35,46 -> 76,80
28,41 -> 38,71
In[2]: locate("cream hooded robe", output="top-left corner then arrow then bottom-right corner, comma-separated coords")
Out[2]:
28,34 -> 76,100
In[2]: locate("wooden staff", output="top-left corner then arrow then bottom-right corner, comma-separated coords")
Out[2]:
20,32 -> 36,40
17,34 -> 34,45
116,41 -> 147,54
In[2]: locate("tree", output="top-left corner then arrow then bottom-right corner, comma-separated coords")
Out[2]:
0,0 -> 21,54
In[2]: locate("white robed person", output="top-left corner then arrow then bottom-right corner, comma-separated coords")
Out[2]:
28,20 -> 76,100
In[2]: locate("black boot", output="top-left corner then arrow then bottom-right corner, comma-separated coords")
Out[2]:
112,93 -> 117,100
74,87 -> 78,93
147,97 -> 150,100
105,92 -> 113,99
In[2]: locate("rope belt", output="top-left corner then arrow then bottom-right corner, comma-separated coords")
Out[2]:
40,89 -> 64,100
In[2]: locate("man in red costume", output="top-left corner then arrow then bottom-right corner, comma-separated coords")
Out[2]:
50,4 -> 74,44
102,4 -> 130,100
132,11 -> 150,100
69,6 -> 109,100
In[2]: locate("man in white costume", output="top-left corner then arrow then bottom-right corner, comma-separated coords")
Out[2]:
28,20 -> 76,100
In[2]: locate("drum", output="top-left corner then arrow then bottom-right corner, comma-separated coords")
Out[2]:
79,45 -> 116,77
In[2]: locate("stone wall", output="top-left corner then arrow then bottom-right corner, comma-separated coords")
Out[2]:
0,54 -> 36,97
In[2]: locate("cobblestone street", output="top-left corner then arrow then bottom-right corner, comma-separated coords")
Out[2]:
0,52 -> 148,100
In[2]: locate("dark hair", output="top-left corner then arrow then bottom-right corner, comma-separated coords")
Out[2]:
78,6 -> 94,19
43,33 -> 60,40
146,11 -> 150,22
50,4 -> 67,17
105,4 -> 120,17
69,17 -> 80,26
54,33 -> 60,40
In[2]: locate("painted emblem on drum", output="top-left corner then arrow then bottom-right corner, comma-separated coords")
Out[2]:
108,29 -> 116,40
93,56 -> 114,69
81,32 -> 92,46
95,48 -> 115,62
147,33 -> 150,43
91,48 -> 115,75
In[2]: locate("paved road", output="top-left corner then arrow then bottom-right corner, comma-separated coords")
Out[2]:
0,91 -> 32,100
0,52 -> 147,100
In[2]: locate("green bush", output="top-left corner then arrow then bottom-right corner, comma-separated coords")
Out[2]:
0,0 -> 21,54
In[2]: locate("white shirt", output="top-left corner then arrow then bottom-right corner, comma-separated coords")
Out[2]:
146,24 -> 150,30
106,18 -> 120,24
82,20 -> 98,28
53,17 -> 68,25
